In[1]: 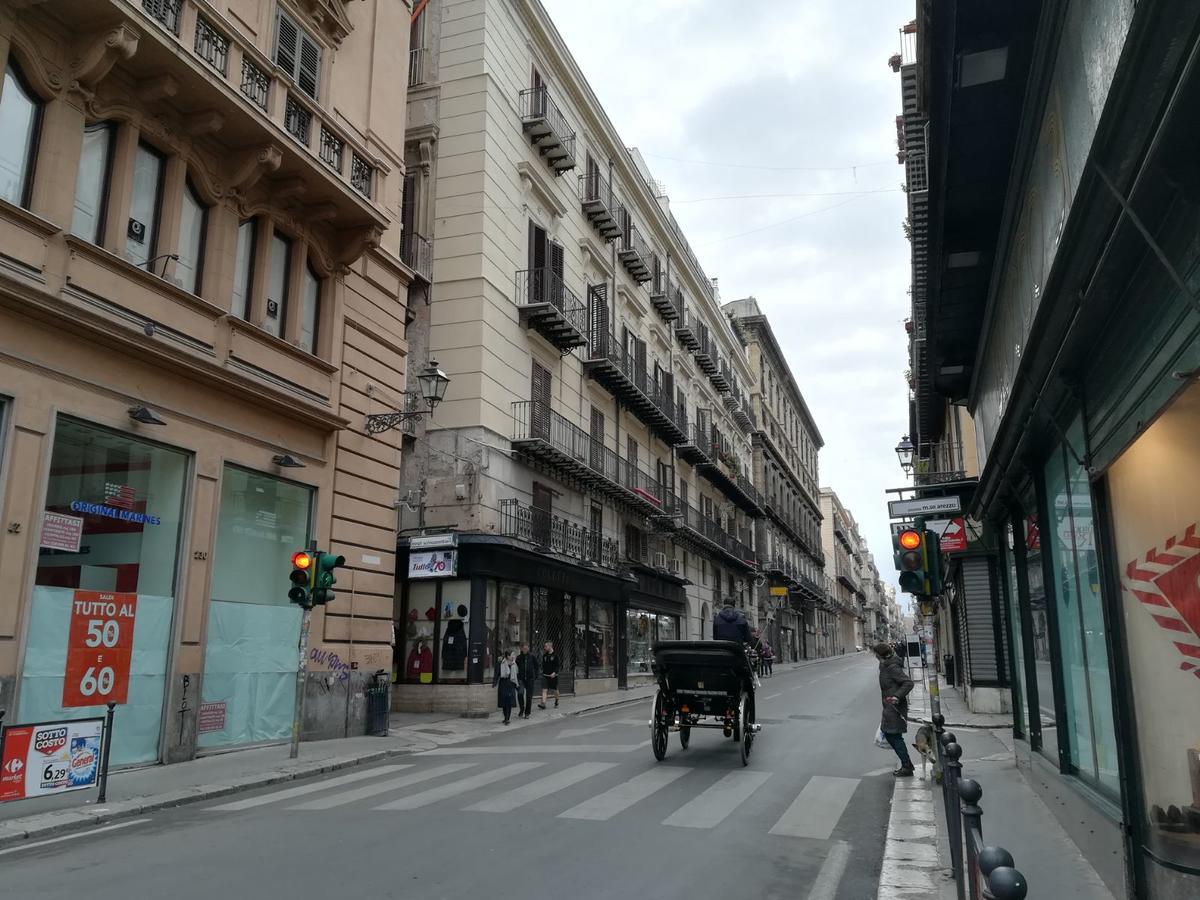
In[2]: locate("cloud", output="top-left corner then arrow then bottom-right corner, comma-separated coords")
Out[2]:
543,0 -> 914,607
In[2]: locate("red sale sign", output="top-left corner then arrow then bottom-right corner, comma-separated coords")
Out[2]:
940,518 -> 968,553
62,590 -> 137,708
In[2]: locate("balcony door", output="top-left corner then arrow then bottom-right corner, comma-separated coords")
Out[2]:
532,482 -> 552,548
589,503 -> 603,563
528,221 -> 563,308
626,435 -> 639,492
530,362 -> 551,441
587,283 -> 609,357
589,406 -> 605,473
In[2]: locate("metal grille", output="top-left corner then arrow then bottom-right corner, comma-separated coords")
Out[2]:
319,127 -> 344,172
194,17 -> 229,75
350,153 -> 373,198
408,47 -> 428,86
142,0 -> 181,35
284,95 -> 312,145
240,59 -> 270,111
532,588 -> 575,693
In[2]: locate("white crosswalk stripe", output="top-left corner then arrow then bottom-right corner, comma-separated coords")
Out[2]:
373,762 -> 544,810
769,775 -> 861,840
662,770 -> 772,829
290,763 -> 477,811
465,762 -> 618,813
207,765 -> 414,811
558,766 -> 690,821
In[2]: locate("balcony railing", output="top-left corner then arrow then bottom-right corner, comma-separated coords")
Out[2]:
519,87 -> 577,174
499,499 -> 620,570
913,441 -> 968,485
649,273 -> 680,322
515,268 -> 588,352
618,218 -> 654,283
240,57 -> 270,110
401,230 -> 433,282
675,308 -> 701,351
677,422 -> 714,467
583,331 -> 686,444
579,168 -> 622,240
284,94 -> 313,145
193,16 -> 228,75
408,47 -> 429,87
712,351 -> 731,392
693,325 -> 717,374
511,401 -> 670,518
668,498 -> 756,570
143,0 -> 182,35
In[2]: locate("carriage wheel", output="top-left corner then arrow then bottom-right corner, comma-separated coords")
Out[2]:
679,726 -> 691,749
739,697 -> 754,766
651,691 -> 669,762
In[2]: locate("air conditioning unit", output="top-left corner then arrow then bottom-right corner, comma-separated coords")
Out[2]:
668,557 -> 682,576
652,551 -> 668,570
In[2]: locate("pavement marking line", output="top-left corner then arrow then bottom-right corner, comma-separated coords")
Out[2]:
0,818 -> 151,856
373,761 -> 543,810
557,725 -> 610,739
558,766 -> 691,821
421,744 -> 643,755
464,762 -> 618,813
288,763 -> 475,811
768,775 -> 861,840
207,764 -> 415,811
662,769 -> 772,829
764,692 -> 782,700
806,840 -> 852,900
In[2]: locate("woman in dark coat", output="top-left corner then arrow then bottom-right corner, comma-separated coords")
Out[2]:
874,641 -> 915,776
494,650 -> 518,725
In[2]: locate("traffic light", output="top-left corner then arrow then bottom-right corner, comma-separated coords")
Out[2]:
289,551 -> 314,607
925,529 -> 942,595
894,528 -> 926,595
312,552 -> 346,606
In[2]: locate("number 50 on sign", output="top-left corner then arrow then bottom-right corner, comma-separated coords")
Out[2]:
62,590 -> 137,708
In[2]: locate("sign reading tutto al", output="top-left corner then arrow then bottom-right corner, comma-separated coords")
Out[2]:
408,550 -> 457,578
62,591 -> 137,708
0,718 -> 103,802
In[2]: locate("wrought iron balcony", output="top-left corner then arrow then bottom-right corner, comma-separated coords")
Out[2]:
401,230 -> 433,282
667,498 -> 756,571
618,215 -> 653,283
733,392 -> 755,433
499,498 -> 620,570
675,307 -> 701,351
706,460 -> 764,518
408,47 -> 429,87
693,327 -> 717,375
583,331 -> 687,444
677,423 -> 714,467
711,352 -> 731,392
579,169 -> 622,240
649,273 -> 681,323
514,268 -> 589,352
913,441 -> 969,485
519,87 -> 577,175
511,401 -> 671,518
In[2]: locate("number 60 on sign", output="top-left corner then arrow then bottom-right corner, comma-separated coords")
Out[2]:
62,590 -> 137,708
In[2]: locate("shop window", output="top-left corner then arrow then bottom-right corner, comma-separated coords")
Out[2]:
72,122 -> 114,242
496,582 -> 530,661
231,219 -> 256,319
24,418 -> 188,765
1022,512 -> 1059,761
627,610 -> 654,674
589,600 -> 615,677
438,580 -> 470,684
299,260 -> 321,354
1107,380 -> 1200,867
402,581 -> 437,683
0,62 -> 41,207
1003,523 -> 1030,740
125,142 -> 165,270
265,231 -> 292,339
574,595 -> 588,678
199,465 -> 313,750
175,179 -> 207,294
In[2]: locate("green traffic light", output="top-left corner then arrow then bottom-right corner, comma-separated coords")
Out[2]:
313,552 -> 346,606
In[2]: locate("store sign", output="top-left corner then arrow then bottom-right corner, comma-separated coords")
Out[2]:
197,702 -> 226,734
769,586 -> 788,596
887,495 -> 962,519
0,718 -> 103,802
62,591 -> 137,708
409,533 -> 458,550
408,550 -> 457,578
40,512 -> 84,553
69,500 -> 161,527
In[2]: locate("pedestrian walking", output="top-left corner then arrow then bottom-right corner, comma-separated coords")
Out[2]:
761,640 -> 774,676
874,641 -> 914,776
515,642 -> 538,719
538,641 -> 560,709
495,650 -> 519,725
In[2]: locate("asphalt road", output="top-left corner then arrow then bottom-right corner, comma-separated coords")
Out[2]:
2,653 -> 895,900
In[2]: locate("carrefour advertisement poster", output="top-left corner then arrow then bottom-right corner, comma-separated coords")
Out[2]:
0,718 -> 103,802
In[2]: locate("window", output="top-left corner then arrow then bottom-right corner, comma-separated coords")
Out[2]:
231,219 -> 256,319
299,261 -> 320,353
274,8 -> 322,99
176,180 -> 207,294
72,122 -> 114,242
0,62 -> 41,207
126,143 -> 165,270
265,232 -> 292,339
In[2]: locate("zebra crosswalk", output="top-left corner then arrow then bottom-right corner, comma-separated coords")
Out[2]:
207,760 -> 864,839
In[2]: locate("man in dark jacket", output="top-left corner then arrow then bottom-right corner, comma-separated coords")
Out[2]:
515,643 -> 538,719
875,641 -> 915,776
713,600 -> 751,643
538,641 -> 560,709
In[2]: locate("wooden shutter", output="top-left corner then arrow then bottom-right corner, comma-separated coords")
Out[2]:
531,362 -> 551,439
548,241 -> 564,309
589,406 -> 604,471
532,482 -> 552,546
529,221 -> 547,303
634,338 -> 647,385
275,11 -> 300,78
298,31 -> 321,98
401,173 -> 417,260
587,283 -> 608,357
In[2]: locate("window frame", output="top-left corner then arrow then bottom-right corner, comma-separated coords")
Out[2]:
176,177 -> 209,295
72,120 -> 116,245
231,218 -> 258,321
126,140 -> 167,271
274,7 -> 323,100
264,229 -> 293,341
0,60 -> 43,209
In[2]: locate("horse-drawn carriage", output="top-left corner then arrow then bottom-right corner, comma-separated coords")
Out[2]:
648,640 -> 760,765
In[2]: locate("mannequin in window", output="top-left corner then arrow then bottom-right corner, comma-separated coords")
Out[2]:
441,606 -> 468,671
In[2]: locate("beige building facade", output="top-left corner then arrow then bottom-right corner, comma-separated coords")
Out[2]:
393,0 -> 764,710
0,0 -> 414,765
819,487 -> 870,655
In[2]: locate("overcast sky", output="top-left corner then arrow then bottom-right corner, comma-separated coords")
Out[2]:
542,0 -> 913,607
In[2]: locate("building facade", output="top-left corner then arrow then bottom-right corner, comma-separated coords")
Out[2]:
724,298 -> 826,662
896,1 -> 1200,896
818,488 -> 867,656
393,0 -> 764,710
0,0 -> 414,765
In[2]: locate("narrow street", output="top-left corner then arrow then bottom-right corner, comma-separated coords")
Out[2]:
1,656 -> 896,900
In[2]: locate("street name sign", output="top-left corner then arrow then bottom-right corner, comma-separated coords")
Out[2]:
887,495 -> 962,519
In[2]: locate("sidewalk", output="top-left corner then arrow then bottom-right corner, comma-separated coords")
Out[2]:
0,653 -> 848,849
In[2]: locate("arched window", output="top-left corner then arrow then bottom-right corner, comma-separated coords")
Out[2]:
0,62 -> 42,207
176,180 -> 207,294
299,261 -> 321,354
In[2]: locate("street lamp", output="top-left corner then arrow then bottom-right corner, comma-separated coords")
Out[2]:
365,359 -> 452,434
895,435 -> 914,475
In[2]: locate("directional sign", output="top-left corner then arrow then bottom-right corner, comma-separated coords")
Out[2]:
940,518 -> 968,552
887,495 -> 962,519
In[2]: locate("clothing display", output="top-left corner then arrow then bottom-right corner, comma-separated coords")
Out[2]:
407,644 -> 433,684
441,618 -> 467,671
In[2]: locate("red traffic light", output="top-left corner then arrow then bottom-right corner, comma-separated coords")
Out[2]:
291,551 -> 313,570
898,530 -> 922,550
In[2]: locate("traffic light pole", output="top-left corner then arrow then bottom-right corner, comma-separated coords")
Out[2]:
289,540 -> 317,759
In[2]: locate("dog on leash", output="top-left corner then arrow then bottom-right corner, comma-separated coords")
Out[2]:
911,723 -> 935,779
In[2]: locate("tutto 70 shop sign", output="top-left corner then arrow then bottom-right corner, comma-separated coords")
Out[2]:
62,591 -> 137,708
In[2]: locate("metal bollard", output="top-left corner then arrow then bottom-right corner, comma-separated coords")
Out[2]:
985,866 -> 1028,900
98,702 -> 116,804
944,742 -> 965,900
959,778 -> 984,900
932,712 -> 945,783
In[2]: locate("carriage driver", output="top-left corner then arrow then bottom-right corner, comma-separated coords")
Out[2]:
712,597 -> 752,643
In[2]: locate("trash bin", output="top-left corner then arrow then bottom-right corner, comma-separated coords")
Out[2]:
943,655 -> 955,687
365,670 -> 390,736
